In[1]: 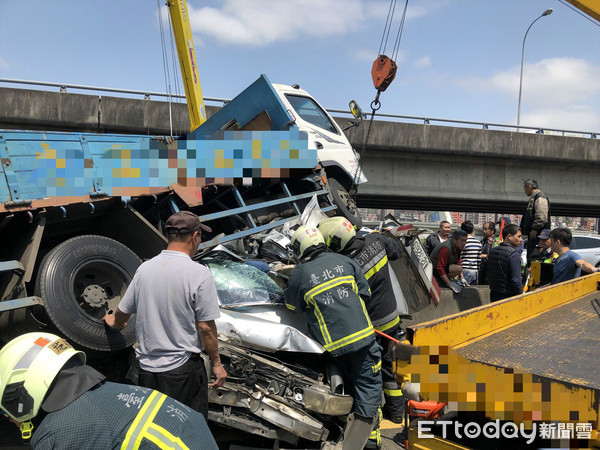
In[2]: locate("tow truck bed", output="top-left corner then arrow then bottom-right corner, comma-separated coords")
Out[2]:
457,292 -> 600,390
397,274 -> 600,448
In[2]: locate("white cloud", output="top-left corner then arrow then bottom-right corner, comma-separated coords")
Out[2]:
458,58 -> 600,131
413,55 -> 431,68
187,1 -> 364,46
0,56 -> 9,69
466,57 -> 600,106
519,106 -> 600,133
186,0 -> 442,47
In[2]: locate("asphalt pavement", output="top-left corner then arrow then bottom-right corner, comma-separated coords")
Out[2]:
380,419 -> 406,449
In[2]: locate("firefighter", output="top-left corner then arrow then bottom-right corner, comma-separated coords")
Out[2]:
0,332 -> 218,449
285,226 -> 382,450
318,217 -> 405,424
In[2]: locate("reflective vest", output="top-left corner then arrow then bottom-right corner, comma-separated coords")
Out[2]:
122,390 -> 187,450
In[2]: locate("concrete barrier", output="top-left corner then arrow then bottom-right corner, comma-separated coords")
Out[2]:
404,286 -> 490,328
391,255 -> 491,329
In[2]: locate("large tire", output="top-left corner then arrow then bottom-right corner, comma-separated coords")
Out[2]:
35,235 -> 141,351
328,178 -> 363,228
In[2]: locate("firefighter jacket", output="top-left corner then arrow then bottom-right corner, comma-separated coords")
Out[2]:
285,251 -> 375,357
343,234 -> 403,330
31,381 -> 218,449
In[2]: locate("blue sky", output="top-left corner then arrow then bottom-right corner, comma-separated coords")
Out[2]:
1,0 -> 598,132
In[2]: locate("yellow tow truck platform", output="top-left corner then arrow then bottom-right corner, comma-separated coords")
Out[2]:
394,273 -> 600,449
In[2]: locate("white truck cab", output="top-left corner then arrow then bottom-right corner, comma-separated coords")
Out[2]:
273,83 -> 367,187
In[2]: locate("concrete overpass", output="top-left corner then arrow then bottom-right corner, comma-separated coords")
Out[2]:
2,87 -> 600,217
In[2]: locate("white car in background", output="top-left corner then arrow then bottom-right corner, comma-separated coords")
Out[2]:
571,235 -> 600,268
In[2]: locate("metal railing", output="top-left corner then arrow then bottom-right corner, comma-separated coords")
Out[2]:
1,77 -> 598,138
329,109 -> 599,139
0,78 -> 230,105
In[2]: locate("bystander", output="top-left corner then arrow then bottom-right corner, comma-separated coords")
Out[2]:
487,224 -> 523,302
424,221 -> 451,256
520,179 -> 551,261
549,227 -> 599,284
478,221 -> 495,285
103,211 -> 227,419
430,230 -> 467,294
460,220 -> 482,285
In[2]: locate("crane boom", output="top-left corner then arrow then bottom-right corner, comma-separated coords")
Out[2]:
167,0 -> 206,131
565,0 -> 600,22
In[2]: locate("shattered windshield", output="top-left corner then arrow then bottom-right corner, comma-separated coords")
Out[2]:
205,259 -> 285,308
285,94 -> 340,135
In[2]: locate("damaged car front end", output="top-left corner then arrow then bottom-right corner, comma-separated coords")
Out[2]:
203,257 -> 354,446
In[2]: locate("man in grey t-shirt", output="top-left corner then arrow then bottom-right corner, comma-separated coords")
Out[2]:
103,211 -> 226,419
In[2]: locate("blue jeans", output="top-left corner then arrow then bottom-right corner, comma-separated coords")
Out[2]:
463,269 -> 478,285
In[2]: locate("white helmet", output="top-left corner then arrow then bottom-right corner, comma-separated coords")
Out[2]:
318,217 -> 356,252
0,332 -> 85,436
291,226 -> 325,259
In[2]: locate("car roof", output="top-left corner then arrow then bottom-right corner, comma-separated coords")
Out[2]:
573,234 -> 600,240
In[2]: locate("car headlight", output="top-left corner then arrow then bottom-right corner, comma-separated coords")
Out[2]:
302,385 -> 353,416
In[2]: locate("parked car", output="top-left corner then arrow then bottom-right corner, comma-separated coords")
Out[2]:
571,234 -> 600,268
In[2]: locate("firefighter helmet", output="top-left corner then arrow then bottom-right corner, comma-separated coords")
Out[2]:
291,226 -> 325,259
0,332 -> 85,426
318,216 -> 356,252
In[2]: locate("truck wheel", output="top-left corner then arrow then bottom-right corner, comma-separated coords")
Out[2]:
328,178 -> 363,228
35,235 -> 141,351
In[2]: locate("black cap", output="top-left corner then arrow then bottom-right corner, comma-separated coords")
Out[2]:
538,229 -> 551,240
165,211 -> 212,234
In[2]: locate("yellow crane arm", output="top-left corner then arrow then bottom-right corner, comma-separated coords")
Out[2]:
565,0 -> 600,22
167,0 -> 206,131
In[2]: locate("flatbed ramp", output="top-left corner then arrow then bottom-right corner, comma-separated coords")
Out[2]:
457,292 -> 600,391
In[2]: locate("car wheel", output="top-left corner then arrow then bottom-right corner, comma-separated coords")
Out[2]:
328,178 -> 363,228
35,235 -> 141,351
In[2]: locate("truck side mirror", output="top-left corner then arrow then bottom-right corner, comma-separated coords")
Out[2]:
349,100 -> 363,120
343,100 -> 364,132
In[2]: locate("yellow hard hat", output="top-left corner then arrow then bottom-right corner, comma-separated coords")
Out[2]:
291,226 -> 325,259
0,332 -> 85,426
318,216 -> 356,251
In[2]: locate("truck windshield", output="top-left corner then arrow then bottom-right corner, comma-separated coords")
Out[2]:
285,94 -> 339,135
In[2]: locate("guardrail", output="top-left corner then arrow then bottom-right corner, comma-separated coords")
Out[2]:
0,78 -> 230,105
329,109 -> 599,139
1,77 -> 598,139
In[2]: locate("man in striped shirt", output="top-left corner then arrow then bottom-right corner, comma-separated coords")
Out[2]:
460,220 -> 482,285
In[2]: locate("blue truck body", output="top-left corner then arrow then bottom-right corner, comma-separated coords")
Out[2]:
1,75 -> 318,209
